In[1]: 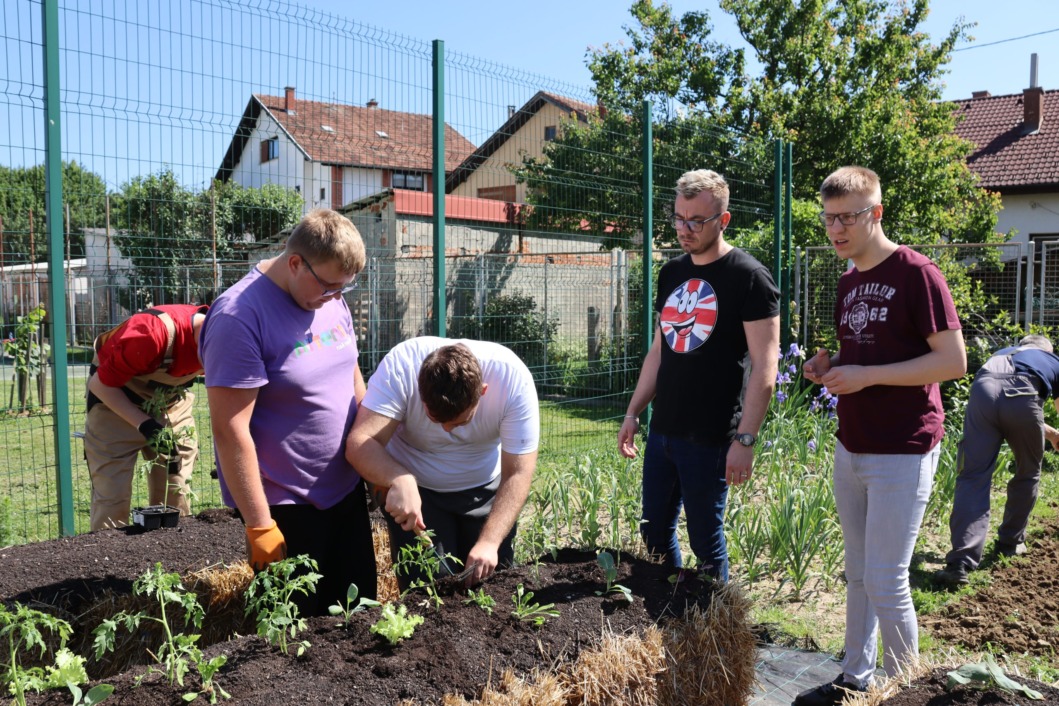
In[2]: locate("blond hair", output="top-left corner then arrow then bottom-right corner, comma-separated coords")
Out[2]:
285,208 -> 366,276
820,166 -> 883,204
675,170 -> 730,211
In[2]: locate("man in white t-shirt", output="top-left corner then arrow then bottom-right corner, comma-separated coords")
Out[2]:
346,337 -> 539,586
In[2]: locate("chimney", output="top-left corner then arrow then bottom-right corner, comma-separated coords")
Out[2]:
284,86 -> 296,113
1023,54 -> 1043,133
366,98 -> 378,108
971,90 -> 991,99
507,105 -> 516,118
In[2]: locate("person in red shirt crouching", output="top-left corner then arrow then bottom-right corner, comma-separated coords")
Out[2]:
85,304 -> 208,531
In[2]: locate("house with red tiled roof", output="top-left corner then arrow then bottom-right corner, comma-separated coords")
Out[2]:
216,87 -> 476,213
952,66 -> 1059,252
447,90 -> 598,205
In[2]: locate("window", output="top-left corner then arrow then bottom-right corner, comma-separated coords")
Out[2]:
320,187 -> 326,201
392,171 -> 426,191
260,137 -> 279,163
544,125 -> 557,141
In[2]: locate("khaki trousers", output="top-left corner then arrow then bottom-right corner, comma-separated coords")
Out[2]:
85,391 -> 197,531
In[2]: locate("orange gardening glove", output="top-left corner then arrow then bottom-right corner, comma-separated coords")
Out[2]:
245,520 -> 287,572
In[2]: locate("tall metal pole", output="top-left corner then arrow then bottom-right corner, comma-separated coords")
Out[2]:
772,140 -> 784,332
783,140 -> 793,347
432,40 -> 446,336
42,0 -> 74,536
640,100 -> 653,429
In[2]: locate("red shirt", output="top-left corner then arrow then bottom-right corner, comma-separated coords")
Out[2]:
96,304 -> 207,388
834,246 -> 961,454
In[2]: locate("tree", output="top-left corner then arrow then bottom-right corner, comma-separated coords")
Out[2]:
0,161 -> 107,262
582,0 -> 1001,248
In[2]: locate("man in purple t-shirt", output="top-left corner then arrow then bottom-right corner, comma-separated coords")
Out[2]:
201,208 -> 375,615
795,167 -> 966,706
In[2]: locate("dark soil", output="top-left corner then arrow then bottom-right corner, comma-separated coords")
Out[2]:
3,507 -> 1058,705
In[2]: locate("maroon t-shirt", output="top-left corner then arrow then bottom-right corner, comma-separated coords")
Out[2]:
833,246 -> 961,454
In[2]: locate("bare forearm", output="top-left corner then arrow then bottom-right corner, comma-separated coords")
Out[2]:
345,435 -> 415,487
863,349 -> 966,387
213,427 -> 271,527
87,375 -> 151,428
739,369 -> 774,436
479,453 -> 536,547
625,336 -> 661,417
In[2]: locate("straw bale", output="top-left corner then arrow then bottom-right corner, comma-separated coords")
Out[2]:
657,581 -> 757,706
439,669 -> 569,706
560,626 -> 666,706
373,515 -> 401,602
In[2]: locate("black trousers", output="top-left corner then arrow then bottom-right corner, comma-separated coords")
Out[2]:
270,482 -> 377,616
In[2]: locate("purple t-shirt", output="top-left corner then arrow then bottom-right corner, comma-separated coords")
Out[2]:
834,246 -> 961,454
201,266 -> 362,509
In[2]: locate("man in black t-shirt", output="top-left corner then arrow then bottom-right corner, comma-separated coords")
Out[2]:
617,169 -> 780,581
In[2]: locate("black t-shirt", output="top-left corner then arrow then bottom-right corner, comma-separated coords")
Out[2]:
651,249 -> 780,443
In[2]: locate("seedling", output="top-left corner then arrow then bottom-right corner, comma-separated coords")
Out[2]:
395,530 -> 461,610
92,563 -> 213,691
0,602 -> 74,706
183,653 -> 231,704
244,554 -> 321,657
947,654 -> 1044,700
463,588 -> 496,615
328,583 -> 381,625
369,603 -> 424,646
45,649 -> 115,706
594,551 -> 633,603
510,584 -> 559,627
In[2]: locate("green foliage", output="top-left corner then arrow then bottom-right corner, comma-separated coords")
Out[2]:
3,305 -> 51,411
448,291 -> 557,370
0,602 -> 74,706
92,563 -> 208,690
243,555 -> 321,656
462,589 -> 496,615
369,604 -> 424,646
44,649 -> 114,706
510,584 -> 560,627
394,530 -> 460,610
112,169 -> 302,303
947,654 -> 1044,700
0,161 -> 107,261
594,551 -> 633,603
327,583 -> 381,626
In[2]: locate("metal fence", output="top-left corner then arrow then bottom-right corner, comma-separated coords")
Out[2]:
0,0 -> 784,544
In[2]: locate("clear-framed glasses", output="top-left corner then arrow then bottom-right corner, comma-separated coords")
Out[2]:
299,255 -> 359,295
818,204 -> 877,227
672,213 -> 723,233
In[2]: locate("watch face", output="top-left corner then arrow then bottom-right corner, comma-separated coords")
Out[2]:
736,433 -> 755,447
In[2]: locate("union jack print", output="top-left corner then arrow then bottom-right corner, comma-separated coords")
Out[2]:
660,278 -> 718,353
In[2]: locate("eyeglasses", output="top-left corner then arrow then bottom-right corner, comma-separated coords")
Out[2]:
672,213 -> 722,233
818,204 -> 877,227
299,255 -> 359,296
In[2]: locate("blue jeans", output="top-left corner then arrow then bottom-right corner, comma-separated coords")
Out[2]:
640,432 -> 729,580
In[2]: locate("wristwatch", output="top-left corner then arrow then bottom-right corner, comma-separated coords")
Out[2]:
734,432 -> 756,448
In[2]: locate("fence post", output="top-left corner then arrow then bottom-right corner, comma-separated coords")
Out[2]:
42,0 -> 75,537
772,140 -> 784,348
783,141 -> 793,347
640,100 -> 653,429
432,39 -> 446,337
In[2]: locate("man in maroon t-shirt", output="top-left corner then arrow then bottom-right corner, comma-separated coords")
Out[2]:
794,167 -> 966,706
85,304 -> 208,530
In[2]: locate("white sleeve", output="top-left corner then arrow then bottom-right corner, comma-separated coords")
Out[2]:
361,350 -> 414,422
499,362 -> 539,454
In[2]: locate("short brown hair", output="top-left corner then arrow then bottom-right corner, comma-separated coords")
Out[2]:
820,166 -> 883,204
675,169 -> 730,211
418,343 -> 483,422
285,208 -> 366,276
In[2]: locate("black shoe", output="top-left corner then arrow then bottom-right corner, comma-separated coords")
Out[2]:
793,675 -> 866,706
996,541 -> 1027,558
934,562 -> 969,588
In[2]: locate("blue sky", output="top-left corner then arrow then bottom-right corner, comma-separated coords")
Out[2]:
300,0 -> 1058,101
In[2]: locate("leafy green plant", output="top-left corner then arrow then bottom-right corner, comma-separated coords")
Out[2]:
947,654 -> 1044,700
369,604 -> 424,646
1,602 -> 73,706
328,583 -> 381,625
463,589 -> 496,615
3,304 -> 50,410
243,554 -> 321,656
510,584 -> 559,627
92,562 -> 220,698
394,530 -> 460,610
43,648 -> 115,706
183,653 -> 231,704
594,551 -> 632,603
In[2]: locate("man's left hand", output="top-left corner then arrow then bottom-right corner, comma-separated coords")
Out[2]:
726,443 -> 754,486
464,541 -> 499,586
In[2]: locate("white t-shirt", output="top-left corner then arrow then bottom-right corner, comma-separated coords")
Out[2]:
361,337 -> 539,492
